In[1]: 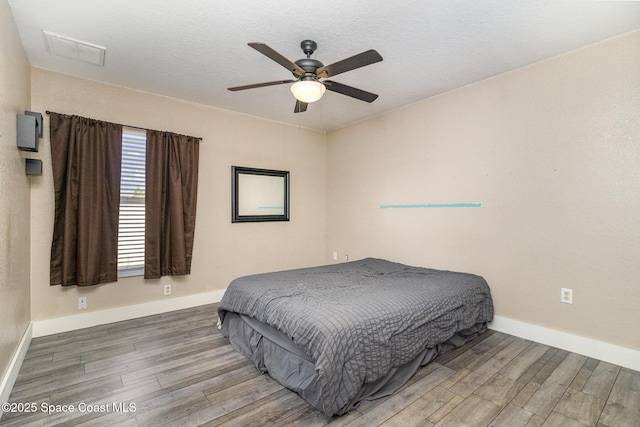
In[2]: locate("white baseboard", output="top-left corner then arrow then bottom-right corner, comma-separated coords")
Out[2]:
1,323 -> 32,410
489,315 -> 640,372
32,290 -> 227,338
27,296 -> 640,372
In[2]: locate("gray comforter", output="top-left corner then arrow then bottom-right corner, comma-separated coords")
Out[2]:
218,258 -> 493,415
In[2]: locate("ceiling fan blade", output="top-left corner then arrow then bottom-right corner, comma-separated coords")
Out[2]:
316,50 -> 382,78
323,80 -> 378,103
248,42 -> 305,77
294,100 -> 308,113
228,79 -> 295,91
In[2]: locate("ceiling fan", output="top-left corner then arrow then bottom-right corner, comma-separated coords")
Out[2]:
228,40 -> 383,113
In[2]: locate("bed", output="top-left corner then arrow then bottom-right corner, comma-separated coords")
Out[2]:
217,258 -> 493,416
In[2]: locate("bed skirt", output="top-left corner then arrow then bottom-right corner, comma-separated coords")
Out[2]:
222,311 -> 487,416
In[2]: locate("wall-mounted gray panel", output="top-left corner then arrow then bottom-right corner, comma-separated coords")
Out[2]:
17,114 -> 39,152
25,158 -> 43,175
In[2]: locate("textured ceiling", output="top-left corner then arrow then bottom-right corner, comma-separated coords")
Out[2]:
8,0 -> 640,132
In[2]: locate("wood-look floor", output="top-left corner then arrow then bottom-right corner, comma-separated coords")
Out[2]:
1,304 -> 639,426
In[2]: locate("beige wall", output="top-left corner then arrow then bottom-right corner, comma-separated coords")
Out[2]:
0,0 -> 31,382
29,69 -> 326,321
326,31 -> 640,351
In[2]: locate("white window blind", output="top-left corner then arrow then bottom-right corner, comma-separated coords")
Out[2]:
118,127 -> 146,276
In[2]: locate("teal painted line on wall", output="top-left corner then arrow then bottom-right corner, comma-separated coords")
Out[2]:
380,203 -> 482,209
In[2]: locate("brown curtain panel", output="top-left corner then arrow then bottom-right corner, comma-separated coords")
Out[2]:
144,130 -> 199,279
49,113 -> 123,286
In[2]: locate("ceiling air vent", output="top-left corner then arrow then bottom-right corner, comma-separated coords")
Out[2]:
42,30 -> 106,66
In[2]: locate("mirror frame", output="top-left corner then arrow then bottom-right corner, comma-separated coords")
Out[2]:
231,166 -> 290,223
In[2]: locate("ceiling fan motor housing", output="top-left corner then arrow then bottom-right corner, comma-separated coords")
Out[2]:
294,58 -> 324,76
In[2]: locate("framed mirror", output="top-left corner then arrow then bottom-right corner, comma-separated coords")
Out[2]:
232,166 -> 290,223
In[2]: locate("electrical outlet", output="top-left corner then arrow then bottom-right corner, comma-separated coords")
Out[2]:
332,251 -> 338,261
561,288 -> 573,304
78,297 -> 87,310
164,284 -> 172,296
344,254 -> 349,262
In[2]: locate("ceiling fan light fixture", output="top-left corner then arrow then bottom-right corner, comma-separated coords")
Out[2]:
290,80 -> 326,103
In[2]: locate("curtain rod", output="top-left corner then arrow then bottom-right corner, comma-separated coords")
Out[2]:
45,111 -> 203,140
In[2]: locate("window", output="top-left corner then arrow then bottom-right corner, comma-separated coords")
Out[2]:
50,112 -> 199,286
117,127 -> 146,277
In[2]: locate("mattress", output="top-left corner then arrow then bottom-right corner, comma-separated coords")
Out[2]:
218,258 -> 493,416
